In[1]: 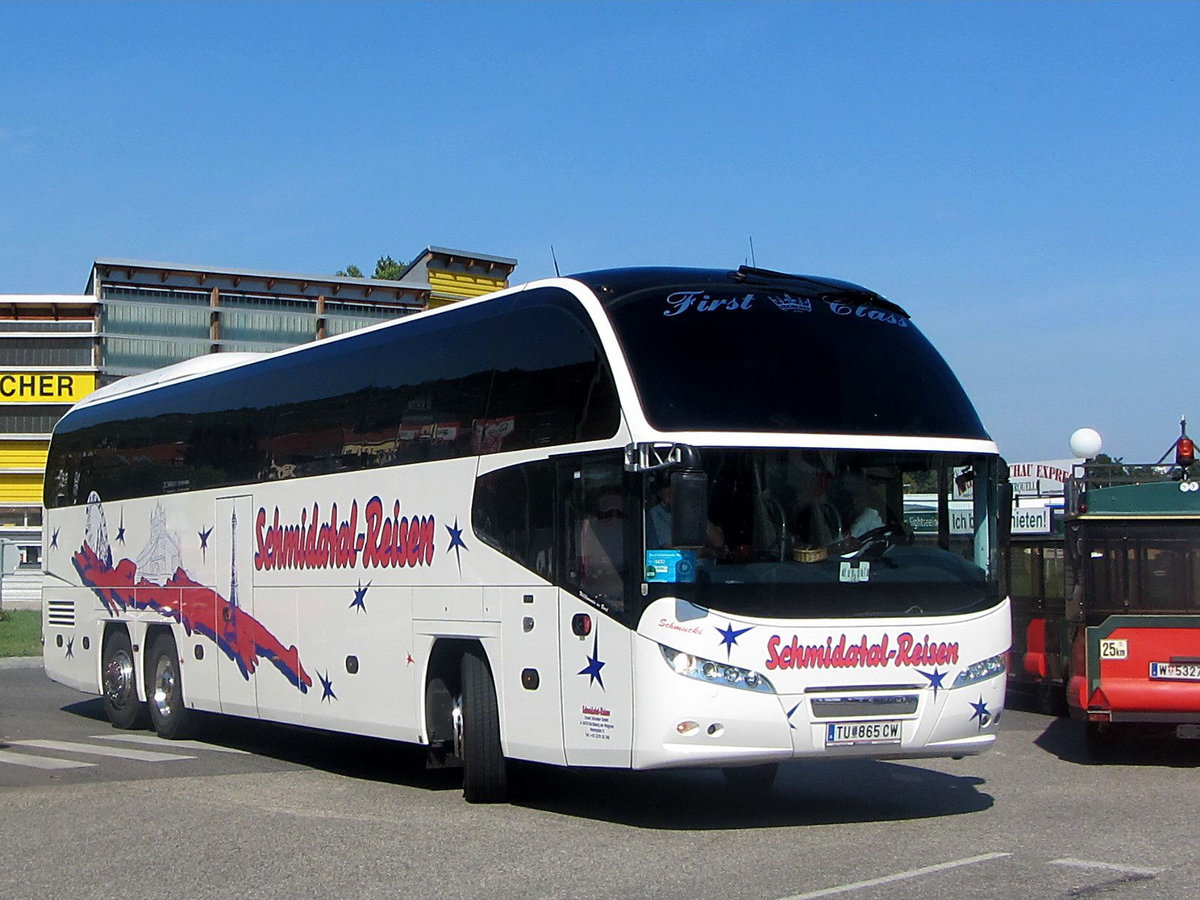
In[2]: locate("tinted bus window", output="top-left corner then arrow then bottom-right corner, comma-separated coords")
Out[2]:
47,288 -> 620,506
480,297 -> 620,453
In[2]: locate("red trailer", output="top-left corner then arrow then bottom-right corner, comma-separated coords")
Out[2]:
1061,425 -> 1200,753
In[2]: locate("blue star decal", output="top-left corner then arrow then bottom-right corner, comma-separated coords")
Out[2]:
578,631 -> 606,690
716,621 -> 753,660
50,528 -> 59,549
786,700 -> 801,730
446,518 -> 468,574
65,637 -> 74,659
969,696 -> 990,730
198,525 -> 213,560
349,579 -> 371,613
918,668 -> 947,700
319,670 -> 337,703
115,511 -> 126,545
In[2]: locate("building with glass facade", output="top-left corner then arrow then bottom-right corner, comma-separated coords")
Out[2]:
0,247 -> 516,599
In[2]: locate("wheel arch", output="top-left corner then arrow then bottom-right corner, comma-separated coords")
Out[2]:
141,622 -> 177,688
423,637 -> 497,748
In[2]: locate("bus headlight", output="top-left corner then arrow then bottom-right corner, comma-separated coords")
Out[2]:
659,645 -> 776,694
951,652 -> 1008,689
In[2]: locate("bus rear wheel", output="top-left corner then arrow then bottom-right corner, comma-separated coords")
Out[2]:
460,647 -> 507,803
146,633 -> 196,740
101,629 -> 147,730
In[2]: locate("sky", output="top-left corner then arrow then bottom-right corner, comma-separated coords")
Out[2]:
2,1 -> 1197,464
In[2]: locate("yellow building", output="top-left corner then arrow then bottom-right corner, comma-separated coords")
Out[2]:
0,247 -> 516,589
404,246 -> 517,309
0,295 -> 98,568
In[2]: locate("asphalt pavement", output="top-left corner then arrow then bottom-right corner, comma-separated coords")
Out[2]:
2,665 -> 1199,899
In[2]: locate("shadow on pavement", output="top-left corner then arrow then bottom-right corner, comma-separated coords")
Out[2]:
1034,714 -> 1200,768
509,757 -> 991,829
61,698 -> 994,827
62,698 -> 461,792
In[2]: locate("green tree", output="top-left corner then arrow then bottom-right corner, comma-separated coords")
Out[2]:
373,255 -> 407,280
335,256 -> 408,280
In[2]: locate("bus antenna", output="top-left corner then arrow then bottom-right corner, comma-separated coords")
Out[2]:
551,245 -> 561,277
748,236 -> 757,268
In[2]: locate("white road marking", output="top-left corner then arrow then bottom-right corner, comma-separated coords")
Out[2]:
8,739 -> 195,762
777,852 -> 1012,900
90,733 -> 251,755
1049,858 -> 1163,877
0,748 -> 96,770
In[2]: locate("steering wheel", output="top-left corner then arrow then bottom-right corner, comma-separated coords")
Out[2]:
854,525 -> 892,547
844,521 -> 913,558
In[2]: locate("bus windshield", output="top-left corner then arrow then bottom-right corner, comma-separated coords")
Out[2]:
644,448 -> 1001,619
606,282 -> 988,439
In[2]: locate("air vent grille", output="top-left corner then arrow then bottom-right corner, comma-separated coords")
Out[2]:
810,695 -> 919,718
46,599 -> 76,628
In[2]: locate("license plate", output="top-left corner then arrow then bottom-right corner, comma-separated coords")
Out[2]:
1150,662 -> 1200,681
826,720 -> 902,746
1178,724 -> 1200,740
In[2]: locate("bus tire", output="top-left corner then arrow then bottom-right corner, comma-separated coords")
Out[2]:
460,647 -> 507,803
722,762 -> 779,794
101,628 -> 147,730
146,633 -> 196,740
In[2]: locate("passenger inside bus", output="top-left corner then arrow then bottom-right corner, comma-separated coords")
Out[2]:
832,470 -> 885,540
579,493 -> 629,609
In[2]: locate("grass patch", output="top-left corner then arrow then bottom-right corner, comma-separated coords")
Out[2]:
0,609 -> 41,658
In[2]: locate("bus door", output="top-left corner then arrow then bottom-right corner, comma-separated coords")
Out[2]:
214,495 -> 258,717
559,601 -> 633,766
558,454 -> 634,766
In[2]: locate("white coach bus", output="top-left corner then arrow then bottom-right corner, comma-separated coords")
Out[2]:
42,266 -> 1010,801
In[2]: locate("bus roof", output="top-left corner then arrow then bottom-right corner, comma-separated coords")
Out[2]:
569,266 -> 909,317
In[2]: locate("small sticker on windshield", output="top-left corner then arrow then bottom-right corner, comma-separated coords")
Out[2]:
646,550 -> 697,583
839,561 -> 870,583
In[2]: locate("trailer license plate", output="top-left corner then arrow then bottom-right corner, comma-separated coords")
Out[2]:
826,720 -> 902,746
1150,662 -> 1200,681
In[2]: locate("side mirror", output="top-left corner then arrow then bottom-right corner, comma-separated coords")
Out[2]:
998,458 -> 1013,544
670,467 -> 709,549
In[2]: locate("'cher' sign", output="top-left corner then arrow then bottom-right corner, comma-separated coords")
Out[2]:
0,372 -> 96,403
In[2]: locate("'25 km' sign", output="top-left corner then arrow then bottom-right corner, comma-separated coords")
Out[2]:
1099,639 -> 1128,660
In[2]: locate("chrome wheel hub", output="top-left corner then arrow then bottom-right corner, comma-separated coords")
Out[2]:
451,696 -> 464,759
151,656 -> 176,719
104,650 -> 135,707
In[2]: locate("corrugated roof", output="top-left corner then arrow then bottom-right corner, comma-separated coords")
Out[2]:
91,257 -> 433,292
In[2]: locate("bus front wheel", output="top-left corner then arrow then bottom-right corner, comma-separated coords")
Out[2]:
101,629 -> 147,730
460,647 -> 507,803
146,633 -> 196,740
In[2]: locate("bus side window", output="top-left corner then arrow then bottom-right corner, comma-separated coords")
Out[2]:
472,460 -> 555,579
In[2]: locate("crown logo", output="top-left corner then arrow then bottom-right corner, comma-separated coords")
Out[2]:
769,293 -> 812,313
